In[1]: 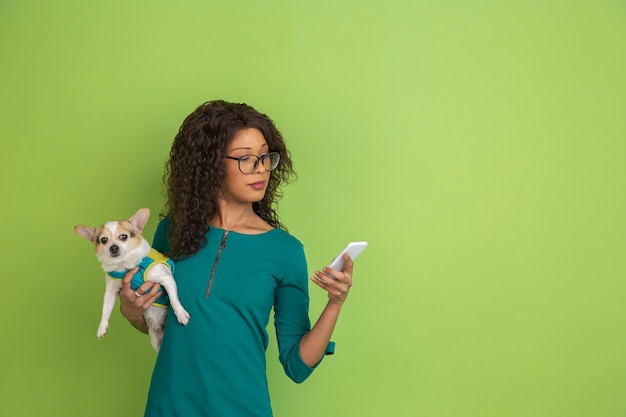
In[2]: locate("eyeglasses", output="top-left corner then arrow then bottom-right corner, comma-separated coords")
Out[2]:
225,152 -> 280,174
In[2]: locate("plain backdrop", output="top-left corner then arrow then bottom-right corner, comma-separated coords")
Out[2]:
1,1 -> 624,416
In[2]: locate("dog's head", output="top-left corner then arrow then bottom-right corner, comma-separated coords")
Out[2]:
74,208 -> 151,272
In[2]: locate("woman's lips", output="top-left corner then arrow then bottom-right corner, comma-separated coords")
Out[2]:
249,181 -> 266,190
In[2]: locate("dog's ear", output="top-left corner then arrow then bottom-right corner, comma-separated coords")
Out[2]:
74,225 -> 97,242
129,208 -> 150,232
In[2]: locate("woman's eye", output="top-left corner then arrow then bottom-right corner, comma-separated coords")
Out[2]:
239,156 -> 251,162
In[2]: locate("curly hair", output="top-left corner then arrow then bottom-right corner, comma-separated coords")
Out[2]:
161,100 -> 296,259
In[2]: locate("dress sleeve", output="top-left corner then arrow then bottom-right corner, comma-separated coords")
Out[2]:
151,217 -> 171,254
273,244 -> 331,383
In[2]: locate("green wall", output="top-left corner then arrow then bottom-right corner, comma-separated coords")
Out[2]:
1,1 -> 624,416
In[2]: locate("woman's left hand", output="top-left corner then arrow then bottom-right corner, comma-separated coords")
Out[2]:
311,253 -> 354,305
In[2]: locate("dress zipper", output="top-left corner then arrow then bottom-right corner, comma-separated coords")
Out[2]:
206,229 -> 229,299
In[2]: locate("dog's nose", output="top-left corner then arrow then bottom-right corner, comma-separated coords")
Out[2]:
110,245 -> 119,256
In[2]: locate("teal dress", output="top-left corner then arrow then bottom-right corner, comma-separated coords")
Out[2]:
144,218 -> 331,417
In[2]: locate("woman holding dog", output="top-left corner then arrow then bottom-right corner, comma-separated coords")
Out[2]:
118,100 -> 355,417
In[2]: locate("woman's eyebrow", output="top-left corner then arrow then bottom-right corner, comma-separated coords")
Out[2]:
229,143 -> 269,152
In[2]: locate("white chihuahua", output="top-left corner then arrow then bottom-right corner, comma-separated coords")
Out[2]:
74,207 -> 190,351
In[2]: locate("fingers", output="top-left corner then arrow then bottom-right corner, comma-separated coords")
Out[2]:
310,272 -> 349,304
311,253 -> 354,304
121,267 -> 139,289
119,269 -> 162,312
130,282 -> 162,307
319,254 -> 353,283
341,253 -> 354,277
139,282 -> 163,305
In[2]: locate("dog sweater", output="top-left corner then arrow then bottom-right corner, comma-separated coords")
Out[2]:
107,248 -> 174,308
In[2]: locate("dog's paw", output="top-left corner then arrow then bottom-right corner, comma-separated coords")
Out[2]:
97,320 -> 109,339
97,325 -> 108,339
173,308 -> 191,326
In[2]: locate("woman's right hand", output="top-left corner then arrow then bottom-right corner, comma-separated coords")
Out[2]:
119,267 -> 162,333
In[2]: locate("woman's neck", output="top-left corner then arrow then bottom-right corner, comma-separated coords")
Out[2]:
210,202 -> 271,233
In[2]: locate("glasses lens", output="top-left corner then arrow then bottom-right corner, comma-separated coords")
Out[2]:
238,156 -> 257,174
263,152 -> 280,171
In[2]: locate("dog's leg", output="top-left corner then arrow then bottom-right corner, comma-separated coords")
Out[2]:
144,307 -> 167,352
148,328 -> 164,352
98,275 -> 122,339
146,265 -> 190,325
160,279 -> 190,326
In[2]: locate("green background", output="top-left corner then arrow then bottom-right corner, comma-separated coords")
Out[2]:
1,1 -> 624,416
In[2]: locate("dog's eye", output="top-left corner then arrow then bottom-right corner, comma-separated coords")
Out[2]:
119,234 -> 128,241
100,237 -> 108,244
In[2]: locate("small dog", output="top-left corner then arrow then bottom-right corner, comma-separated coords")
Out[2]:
74,207 -> 190,351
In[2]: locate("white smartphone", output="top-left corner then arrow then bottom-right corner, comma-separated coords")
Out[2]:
328,241 -> 368,272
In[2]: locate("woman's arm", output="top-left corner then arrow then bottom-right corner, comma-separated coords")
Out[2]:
118,267 -> 162,334
299,253 -> 354,367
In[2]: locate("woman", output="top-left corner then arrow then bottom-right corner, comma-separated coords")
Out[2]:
118,100 -> 354,416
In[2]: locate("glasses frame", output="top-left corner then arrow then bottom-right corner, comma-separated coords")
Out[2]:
225,152 -> 280,174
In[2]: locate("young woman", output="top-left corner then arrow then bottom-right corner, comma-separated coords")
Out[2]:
118,100 -> 354,416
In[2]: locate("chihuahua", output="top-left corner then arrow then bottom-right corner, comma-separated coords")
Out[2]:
74,207 -> 190,351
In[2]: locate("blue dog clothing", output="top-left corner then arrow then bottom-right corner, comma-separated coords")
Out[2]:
107,248 -> 174,307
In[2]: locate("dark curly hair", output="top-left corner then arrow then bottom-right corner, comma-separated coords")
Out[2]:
161,100 -> 296,259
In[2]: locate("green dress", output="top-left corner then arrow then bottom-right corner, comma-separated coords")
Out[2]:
144,218 -> 330,417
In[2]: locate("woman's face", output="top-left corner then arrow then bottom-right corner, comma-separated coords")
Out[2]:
222,128 -> 271,204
